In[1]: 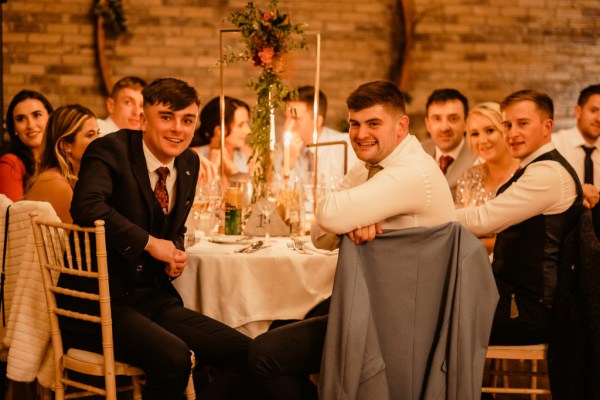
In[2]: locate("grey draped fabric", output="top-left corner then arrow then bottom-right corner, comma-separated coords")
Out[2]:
319,222 -> 499,400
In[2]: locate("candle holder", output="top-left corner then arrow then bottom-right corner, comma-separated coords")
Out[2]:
306,140 -> 349,213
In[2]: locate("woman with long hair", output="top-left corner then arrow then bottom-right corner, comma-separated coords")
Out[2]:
192,96 -> 252,187
25,104 -> 99,223
0,90 -> 54,201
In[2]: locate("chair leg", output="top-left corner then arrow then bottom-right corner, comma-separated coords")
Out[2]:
132,376 -> 143,400
501,359 -> 510,389
530,359 -> 538,400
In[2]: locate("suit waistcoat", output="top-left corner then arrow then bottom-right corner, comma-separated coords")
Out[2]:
493,149 -> 583,305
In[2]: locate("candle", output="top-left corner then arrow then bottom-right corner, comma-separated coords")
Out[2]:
283,131 -> 291,176
269,90 -> 275,151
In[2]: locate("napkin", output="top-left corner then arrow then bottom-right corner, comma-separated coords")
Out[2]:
303,242 -> 338,256
186,240 -> 242,255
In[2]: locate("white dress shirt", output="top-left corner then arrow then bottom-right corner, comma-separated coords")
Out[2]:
97,116 -> 120,137
143,140 -> 177,214
434,137 -> 465,164
552,126 -> 600,190
311,134 -> 457,250
456,143 -> 578,237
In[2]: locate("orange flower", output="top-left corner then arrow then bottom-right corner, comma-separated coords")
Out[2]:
258,47 -> 275,66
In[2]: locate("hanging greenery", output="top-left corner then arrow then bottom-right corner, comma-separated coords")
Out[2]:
93,0 -> 127,35
222,0 -> 308,197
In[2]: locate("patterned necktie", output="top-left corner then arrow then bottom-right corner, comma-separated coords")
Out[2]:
154,167 -> 170,215
439,155 -> 454,175
366,164 -> 383,180
582,146 -> 595,185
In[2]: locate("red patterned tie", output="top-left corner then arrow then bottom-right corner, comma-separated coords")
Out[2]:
439,155 -> 454,175
154,167 -> 170,215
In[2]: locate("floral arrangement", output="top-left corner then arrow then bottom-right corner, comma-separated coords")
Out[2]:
222,0 -> 307,197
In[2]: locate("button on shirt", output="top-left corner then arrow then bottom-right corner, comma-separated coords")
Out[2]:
143,141 -> 177,214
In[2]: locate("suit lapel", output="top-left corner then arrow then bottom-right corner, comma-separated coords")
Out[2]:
446,141 -> 475,184
169,153 -> 196,237
129,132 -> 159,229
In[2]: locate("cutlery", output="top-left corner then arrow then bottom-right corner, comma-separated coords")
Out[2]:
235,240 -> 264,253
287,240 -> 309,255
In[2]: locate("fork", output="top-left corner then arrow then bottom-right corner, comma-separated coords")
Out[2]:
287,240 -> 308,254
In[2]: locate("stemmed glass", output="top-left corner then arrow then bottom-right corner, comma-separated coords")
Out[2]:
260,182 -> 279,242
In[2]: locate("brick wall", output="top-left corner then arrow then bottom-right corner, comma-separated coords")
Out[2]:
2,0 -> 600,140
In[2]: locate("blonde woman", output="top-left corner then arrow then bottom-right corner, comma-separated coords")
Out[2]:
26,104 -> 99,223
455,102 -> 519,253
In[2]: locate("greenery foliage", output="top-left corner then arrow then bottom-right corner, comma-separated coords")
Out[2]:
93,0 -> 127,35
223,0 -> 307,197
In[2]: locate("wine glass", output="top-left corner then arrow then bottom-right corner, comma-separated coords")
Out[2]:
260,182 -> 279,242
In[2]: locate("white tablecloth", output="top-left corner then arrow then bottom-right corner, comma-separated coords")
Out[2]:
174,237 -> 337,338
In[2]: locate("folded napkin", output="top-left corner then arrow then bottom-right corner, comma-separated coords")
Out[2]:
303,242 -> 338,256
186,240 -> 243,255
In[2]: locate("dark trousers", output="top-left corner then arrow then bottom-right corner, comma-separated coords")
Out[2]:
248,315 -> 328,400
489,279 -> 553,345
63,290 -> 253,400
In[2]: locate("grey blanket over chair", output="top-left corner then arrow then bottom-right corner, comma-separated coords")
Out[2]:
319,222 -> 499,400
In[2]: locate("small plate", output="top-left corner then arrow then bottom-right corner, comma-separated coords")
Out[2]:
209,236 -> 253,245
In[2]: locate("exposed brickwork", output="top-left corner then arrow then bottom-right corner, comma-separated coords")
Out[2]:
2,0 -> 599,139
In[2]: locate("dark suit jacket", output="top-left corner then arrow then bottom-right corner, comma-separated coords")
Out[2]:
420,138 -> 475,199
69,129 -> 199,303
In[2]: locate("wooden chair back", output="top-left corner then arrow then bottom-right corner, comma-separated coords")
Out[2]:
30,211 -> 143,400
482,344 -> 550,399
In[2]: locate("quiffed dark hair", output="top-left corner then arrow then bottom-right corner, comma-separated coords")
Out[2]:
346,81 -> 406,114
142,78 -> 200,111
425,88 -> 469,118
577,84 -> 600,107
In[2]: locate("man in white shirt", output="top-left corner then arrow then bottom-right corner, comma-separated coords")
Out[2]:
552,84 -> 600,234
421,88 -> 476,198
97,76 -> 147,136
249,81 -> 456,400
457,89 -> 582,345
275,86 -> 358,184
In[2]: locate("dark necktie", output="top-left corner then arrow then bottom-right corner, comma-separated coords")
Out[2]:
366,164 -> 383,180
154,167 -> 170,214
582,146 -> 595,185
439,155 -> 454,175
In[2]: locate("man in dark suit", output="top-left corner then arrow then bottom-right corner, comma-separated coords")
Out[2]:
421,88 -> 476,198
66,78 -> 253,399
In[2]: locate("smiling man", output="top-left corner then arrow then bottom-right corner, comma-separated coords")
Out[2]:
248,81 -> 456,400
98,76 -> 147,136
457,89 -> 582,345
421,88 -> 476,197
65,78 -> 254,399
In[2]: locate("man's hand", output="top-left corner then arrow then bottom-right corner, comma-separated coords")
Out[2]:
347,223 -> 383,245
145,236 -> 186,278
582,183 -> 599,209
164,249 -> 187,278
199,156 -> 218,183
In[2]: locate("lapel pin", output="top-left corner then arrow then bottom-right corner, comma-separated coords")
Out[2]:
185,170 -> 190,176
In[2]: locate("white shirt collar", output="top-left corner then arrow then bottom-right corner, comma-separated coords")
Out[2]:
434,137 -> 465,163
142,139 -> 175,173
519,142 -> 556,168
